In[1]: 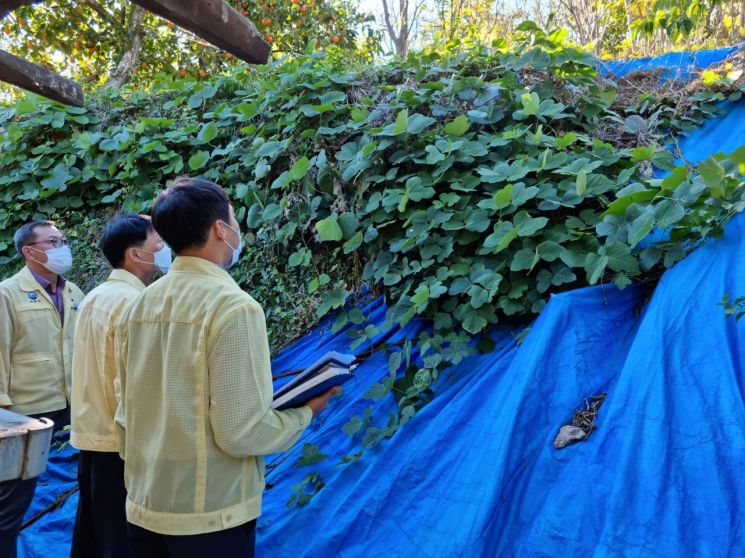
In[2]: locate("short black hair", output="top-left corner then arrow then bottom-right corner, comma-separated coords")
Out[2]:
100,214 -> 154,268
151,177 -> 230,254
14,220 -> 55,257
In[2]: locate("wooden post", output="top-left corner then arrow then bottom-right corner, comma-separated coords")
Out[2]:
129,0 -> 271,65
0,0 -> 39,19
0,49 -> 84,106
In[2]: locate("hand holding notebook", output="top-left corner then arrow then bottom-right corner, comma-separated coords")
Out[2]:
272,352 -> 356,411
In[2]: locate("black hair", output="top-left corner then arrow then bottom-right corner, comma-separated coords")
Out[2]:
14,220 -> 55,257
151,177 -> 230,254
100,214 -> 154,268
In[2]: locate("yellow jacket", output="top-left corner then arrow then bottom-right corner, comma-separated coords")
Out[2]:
115,256 -> 312,536
70,269 -> 145,452
0,266 -> 84,415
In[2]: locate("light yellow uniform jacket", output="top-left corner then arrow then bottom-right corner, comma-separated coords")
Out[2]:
70,268 -> 145,452
115,256 -> 312,536
0,266 -> 84,415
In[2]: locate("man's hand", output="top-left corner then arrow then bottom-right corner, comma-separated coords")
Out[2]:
304,386 -> 341,417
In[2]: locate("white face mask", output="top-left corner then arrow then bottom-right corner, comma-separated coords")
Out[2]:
136,245 -> 172,275
30,245 -> 73,276
219,221 -> 243,269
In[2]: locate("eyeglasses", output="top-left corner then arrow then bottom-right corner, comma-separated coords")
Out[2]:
27,238 -> 70,249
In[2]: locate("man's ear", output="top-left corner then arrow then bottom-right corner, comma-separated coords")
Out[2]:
126,246 -> 139,263
213,220 -> 225,242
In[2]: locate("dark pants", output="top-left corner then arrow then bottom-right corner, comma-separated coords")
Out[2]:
70,450 -> 133,558
127,520 -> 256,558
0,406 -> 70,558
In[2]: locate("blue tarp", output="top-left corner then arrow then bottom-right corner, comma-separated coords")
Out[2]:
600,45 -> 742,79
18,47 -> 745,557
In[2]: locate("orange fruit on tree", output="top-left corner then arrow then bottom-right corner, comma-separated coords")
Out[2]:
199,69 -> 207,78
262,17 -> 272,26
179,70 -> 187,77
292,0 -> 299,4
300,5 -> 307,13
167,21 -> 174,29
332,34 -> 340,44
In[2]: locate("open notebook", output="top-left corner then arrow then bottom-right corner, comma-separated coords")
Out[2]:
272,352 -> 356,411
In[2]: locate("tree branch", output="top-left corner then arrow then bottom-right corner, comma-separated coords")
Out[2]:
105,5 -> 145,89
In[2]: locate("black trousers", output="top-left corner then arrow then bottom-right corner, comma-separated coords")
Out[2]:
0,406 -> 70,558
70,450 -> 133,558
127,520 -> 256,558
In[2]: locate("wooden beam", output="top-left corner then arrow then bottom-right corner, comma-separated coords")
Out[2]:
129,0 -> 270,65
0,0 -> 39,19
0,49 -> 84,106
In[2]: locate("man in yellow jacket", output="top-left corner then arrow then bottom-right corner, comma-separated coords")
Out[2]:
70,214 -> 170,558
0,220 -> 84,558
115,177 -> 338,557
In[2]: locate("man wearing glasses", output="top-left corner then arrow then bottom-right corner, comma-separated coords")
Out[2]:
0,219 -> 84,558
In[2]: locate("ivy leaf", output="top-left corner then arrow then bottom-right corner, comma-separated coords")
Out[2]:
624,115 -> 648,133
555,132 -> 577,148
521,92 -> 540,116
40,164 -> 73,191
296,443 -> 329,467
394,109 -> 408,134
628,209 -> 655,248
197,122 -> 218,143
188,151 -> 209,170
652,149 -> 675,171
289,248 -> 311,267
576,169 -> 587,196
444,115 -> 470,136
514,212 -> 548,237
631,146 -> 654,162
316,215 -> 343,242
654,199 -> 686,228
600,242 -> 640,274
343,231 -> 363,253
697,157 -> 725,197
289,157 -> 311,181
342,415 -> 364,437
462,312 -> 488,334
364,379 -> 393,401
510,248 -> 538,271
262,203 -> 283,221
585,253 -> 609,284
493,184 -> 513,209
407,114 -> 437,134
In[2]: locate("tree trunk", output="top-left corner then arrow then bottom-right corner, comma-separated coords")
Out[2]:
381,0 -> 409,58
105,5 -> 145,89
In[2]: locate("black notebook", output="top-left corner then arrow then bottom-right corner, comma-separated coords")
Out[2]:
272,351 -> 356,411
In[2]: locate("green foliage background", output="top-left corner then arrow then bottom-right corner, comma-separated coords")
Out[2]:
2,24 -> 745,431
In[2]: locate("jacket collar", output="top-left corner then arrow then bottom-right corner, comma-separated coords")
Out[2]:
169,256 -> 235,282
16,266 -> 66,293
108,268 -> 146,291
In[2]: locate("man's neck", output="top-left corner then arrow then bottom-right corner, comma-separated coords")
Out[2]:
178,247 -> 225,268
27,264 -> 59,291
121,265 -> 153,287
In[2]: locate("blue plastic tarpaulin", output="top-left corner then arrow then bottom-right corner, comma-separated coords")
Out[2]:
17,47 -> 745,557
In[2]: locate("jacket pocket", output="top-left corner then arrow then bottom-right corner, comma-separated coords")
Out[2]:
10,354 -> 55,408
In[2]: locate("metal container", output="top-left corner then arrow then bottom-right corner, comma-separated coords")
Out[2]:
0,408 -> 54,482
